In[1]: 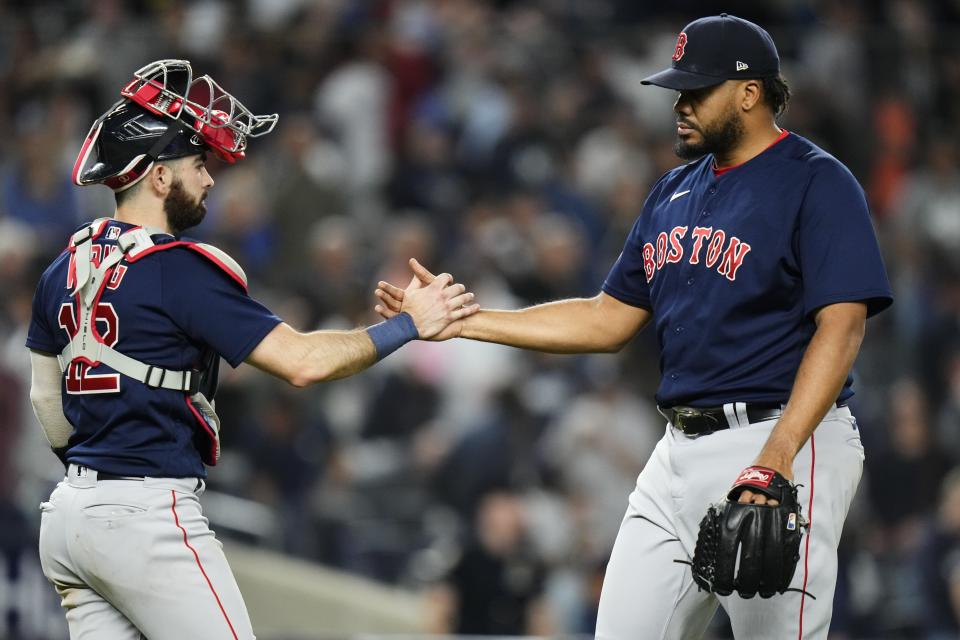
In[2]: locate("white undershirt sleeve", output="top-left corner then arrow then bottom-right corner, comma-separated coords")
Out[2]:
29,350 -> 72,449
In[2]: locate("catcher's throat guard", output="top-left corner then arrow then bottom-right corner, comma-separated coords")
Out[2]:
73,59 -> 278,191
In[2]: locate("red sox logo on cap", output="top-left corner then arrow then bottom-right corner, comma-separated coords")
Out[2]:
672,32 -> 688,61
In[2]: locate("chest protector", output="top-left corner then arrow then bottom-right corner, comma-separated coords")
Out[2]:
57,219 -> 245,465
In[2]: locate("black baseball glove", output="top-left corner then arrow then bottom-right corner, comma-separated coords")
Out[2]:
690,466 -> 806,599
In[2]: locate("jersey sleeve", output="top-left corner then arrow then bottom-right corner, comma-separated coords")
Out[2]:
161,249 -> 282,367
601,177 -> 668,310
798,160 -> 893,318
26,260 -> 63,354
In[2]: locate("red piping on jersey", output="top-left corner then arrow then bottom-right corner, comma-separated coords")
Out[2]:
797,433 -> 815,640
170,490 -> 239,640
185,396 -> 219,465
713,129 -> 789,176
126,241 -> 248,291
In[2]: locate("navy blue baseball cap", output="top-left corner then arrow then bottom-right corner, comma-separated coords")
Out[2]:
641,14 -> 780,91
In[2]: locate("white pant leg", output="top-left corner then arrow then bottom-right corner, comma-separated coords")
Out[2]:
39,483 -> 142,640
721,410 -> 865,640
41,468 -> 255,640
596,429 -> 719,640
597,407 -> 864,640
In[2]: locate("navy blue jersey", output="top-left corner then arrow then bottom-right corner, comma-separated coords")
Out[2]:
26,220 -> 282,478
603,132 -> 892,407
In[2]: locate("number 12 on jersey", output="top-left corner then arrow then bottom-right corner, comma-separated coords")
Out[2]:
58,302 -> 121,394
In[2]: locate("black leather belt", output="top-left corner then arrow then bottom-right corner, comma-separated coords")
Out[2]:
97,472 -> 145,481
73,466 -> 201,489
659,403 -> 784,436
97,473 -> 203,492
74,466 -> 144,481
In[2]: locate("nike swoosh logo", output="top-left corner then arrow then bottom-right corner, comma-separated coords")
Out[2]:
669,189 -> 691,202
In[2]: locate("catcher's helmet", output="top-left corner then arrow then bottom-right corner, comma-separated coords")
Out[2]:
73,59 -> 278,191
73,102 -> 209,191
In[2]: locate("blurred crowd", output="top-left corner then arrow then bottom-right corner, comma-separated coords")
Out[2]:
2,0 -> 960,638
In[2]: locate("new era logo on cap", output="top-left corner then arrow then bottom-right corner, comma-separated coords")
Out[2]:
641,14 -> 780,91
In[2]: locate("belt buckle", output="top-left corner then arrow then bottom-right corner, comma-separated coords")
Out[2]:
673,407 -> 719,435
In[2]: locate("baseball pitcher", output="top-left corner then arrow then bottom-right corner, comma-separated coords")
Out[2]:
375,14 -> 893,639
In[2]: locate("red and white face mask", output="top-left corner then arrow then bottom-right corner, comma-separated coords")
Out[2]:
72,59 -> 278,190
119,59 -> 277,163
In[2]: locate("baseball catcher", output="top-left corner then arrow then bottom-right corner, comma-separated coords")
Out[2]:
28,59 -> 477,639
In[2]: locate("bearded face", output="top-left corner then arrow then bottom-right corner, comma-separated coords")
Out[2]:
164,176 -> 207,235
674,98 -> 746,161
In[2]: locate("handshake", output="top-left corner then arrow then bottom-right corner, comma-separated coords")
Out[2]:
374,258 -> 478,342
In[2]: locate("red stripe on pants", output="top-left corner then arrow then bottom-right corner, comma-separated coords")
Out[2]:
797,434 -> 815,639
171,490 -> 240,640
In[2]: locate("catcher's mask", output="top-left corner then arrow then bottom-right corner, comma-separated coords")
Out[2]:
72,59 -> 278,191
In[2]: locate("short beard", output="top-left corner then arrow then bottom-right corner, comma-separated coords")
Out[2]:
164,177 -> 206,236
674,105 -> 746,161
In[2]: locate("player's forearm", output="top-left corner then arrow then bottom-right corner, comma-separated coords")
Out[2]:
755,303 -> 867,477
460,296 -> 630,354
293,329 -> 378,385
248,322 -> 378,386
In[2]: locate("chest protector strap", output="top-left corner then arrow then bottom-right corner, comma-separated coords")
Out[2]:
57,221 -> 198,393
57,220 -> 224,464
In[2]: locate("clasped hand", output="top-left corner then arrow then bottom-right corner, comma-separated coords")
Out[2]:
385,259 -> 479,340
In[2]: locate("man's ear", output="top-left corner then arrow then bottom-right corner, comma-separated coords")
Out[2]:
740,80 -> 762,112
148,163 -> 173,197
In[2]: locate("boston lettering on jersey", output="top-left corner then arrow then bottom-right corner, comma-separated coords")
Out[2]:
603,132 -> 892,407
641,225 -> 752,283
26,220 -> 281,478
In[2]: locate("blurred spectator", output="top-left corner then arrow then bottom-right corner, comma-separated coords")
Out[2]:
428,491 -> 550,635
2,107 -> 82,253
0,499 -> 67,639
203,163 -> 275,278
937,349 -> 960,460
918,467 -> 960,639
389,117 -> 468,249
314,28 -> 391,220
292,215 -> 369,327
895,139 -> 960,277
867,94 -> 916,219
258,400 -> 329,557
867,378 -> 955,551
264,114 -> 348,285
431,387 -> 544,519
542,357 -> 660,559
